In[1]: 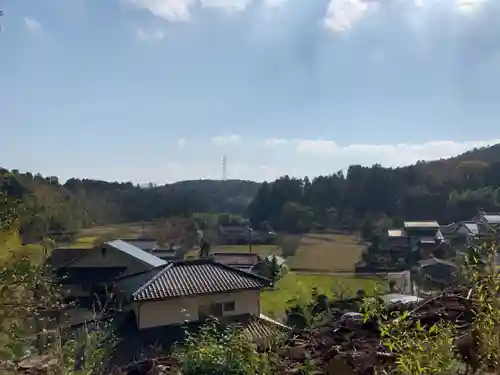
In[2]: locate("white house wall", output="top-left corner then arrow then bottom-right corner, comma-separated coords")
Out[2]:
135,290 -> 260,329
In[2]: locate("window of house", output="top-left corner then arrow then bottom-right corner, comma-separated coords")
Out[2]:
223,301 -> 235,312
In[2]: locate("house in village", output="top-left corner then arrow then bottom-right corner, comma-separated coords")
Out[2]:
218,224 -> 277,245
438,212 -> 500,253
48,240 -> 289,356
414,257 -> 459,291
49,240 -> 167,324
212,252 -> 286,279
115,258 -> 274,329
472,211 -> 500,231
121,238 -> 181,260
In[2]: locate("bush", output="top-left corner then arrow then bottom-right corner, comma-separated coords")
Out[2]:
175,320 -> 281,375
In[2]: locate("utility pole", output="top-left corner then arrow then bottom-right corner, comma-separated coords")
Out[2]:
248,227 -> 253,254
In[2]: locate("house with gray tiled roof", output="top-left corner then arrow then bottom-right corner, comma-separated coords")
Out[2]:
116,258 -> 273,329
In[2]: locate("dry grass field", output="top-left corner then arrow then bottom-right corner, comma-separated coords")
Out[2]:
215,233 -> 364,272
64,226 -> 365,273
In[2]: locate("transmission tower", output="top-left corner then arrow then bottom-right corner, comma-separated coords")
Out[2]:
222,155 -> 227,181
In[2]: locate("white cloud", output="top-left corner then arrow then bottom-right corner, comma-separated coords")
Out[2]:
263,138 -> 288,146
293,138 -> 500,167
127,0 -> 196,22
262,0 -> 288,7
323,0 -> 378,34
23,17 -> 42,32
200,0 -> 252,12
135,26 -> 166,41
296,139 -> 337,154
126,0 -> 255,22
177,138 -> 186,146
456,0 -> 488,14
211,134 -> 242,145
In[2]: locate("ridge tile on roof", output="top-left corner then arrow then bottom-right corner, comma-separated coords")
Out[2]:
132,259 -> 271,301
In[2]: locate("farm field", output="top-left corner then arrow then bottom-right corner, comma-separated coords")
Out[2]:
54,226 -> 365,273
260,272 -> 382,321
215,233 -> 365,273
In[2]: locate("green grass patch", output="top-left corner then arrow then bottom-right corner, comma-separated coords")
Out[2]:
260,272 -> 381,321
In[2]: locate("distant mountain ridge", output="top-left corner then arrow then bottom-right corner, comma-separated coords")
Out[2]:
2,142 -> 500,235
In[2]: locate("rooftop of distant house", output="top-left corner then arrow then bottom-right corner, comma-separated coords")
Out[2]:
119,258 -> 272,302
459,221 -> 481,235
121,238 -> 159,251
387,229 -> 405,238
404,221 -> 440,229
48,247 -> 89,269
480,212 -> 500,224
418,257 -> 458,268
212,252 -> 262,268
51,239 -> 168,270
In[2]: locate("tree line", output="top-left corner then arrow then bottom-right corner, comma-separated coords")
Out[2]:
248,145 -> 500,233
2,143 -> 500,240
0,168 -> 259,242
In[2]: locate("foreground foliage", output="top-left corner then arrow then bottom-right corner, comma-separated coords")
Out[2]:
175,321 -> 282,375
0,192 -> 115,375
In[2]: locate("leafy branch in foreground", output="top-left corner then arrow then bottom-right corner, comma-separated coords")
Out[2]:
464,235 -> 500,373
361,294 -> 461,375
0,193 -> 116,374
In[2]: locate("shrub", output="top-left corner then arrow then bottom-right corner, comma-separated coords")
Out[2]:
175,320 -> 281,375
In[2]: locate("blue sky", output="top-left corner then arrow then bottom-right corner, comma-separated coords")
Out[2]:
1,0 -> 500,183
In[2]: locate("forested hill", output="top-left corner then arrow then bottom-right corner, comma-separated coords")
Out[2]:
2,143 -> 500,237
0,169 -> 260,238
248,144 -> 500,233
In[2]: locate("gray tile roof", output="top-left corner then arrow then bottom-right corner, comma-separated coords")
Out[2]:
132,259 -> 271,301
106,240 -> 167,268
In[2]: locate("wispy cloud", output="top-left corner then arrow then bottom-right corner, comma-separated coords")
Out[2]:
200,0 -> 252,12
135,26 -> 166,41
262,0 -> 288,8
23,17 -> 42,32
456,0 -> 489,15
125,0 -> 492,35
292,138 -> 500,167
127,0 -> 253,22
211,134 -> 242,145
127,0 -> 196,22
263,138 -> 288,146
323,0 -> 378,34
